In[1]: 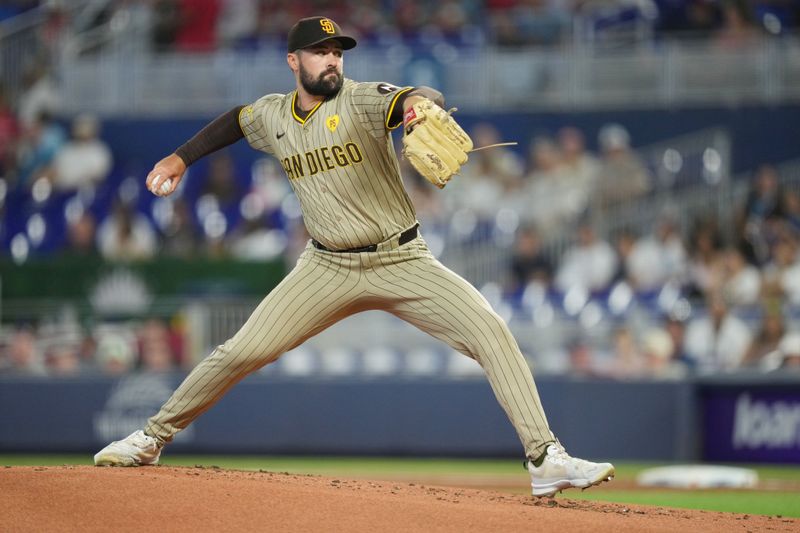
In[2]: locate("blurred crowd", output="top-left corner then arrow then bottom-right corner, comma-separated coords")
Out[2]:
0,314 -> 191,377
2,110 -> 800,379
1,0 -> 797,54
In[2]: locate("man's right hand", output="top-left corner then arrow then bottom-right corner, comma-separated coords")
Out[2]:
146,153 -> 187,197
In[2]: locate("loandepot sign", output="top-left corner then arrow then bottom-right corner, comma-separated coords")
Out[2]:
704,388 -> 800,463
733,394 -> 800,449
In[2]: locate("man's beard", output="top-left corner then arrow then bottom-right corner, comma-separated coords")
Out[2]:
299,63 -> 343,97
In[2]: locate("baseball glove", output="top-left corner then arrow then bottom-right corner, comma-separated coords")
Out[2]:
401,98 -> 473,189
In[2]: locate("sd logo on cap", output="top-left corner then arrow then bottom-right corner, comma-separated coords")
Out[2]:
287,17 -> 358,52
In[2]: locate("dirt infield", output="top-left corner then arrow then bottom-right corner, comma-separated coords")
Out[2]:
1,466 -> 797,532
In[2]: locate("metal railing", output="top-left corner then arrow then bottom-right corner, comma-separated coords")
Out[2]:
46,31 -> 800,115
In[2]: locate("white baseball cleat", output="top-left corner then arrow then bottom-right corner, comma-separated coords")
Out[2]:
527,442 -> 615,497
94,430 -> 162,467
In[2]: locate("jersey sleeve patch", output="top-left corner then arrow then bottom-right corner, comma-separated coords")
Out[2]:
377,82 -> 402,95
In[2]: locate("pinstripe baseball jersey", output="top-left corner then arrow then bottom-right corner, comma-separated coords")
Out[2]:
141,78 -> 558,460
238,79 -> 416,251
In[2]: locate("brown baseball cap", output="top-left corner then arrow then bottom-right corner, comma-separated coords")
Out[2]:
287,17 -> 357,52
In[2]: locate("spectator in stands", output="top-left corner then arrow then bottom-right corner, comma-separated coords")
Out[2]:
512,0 -> 570,46
97,199 -> 158,262
741,302 -> 785,369
448,123 -> 522,219
77,330 -> 98,370
684,292 -> 752,373
175,0 -> 221,52
349,0 -> 385,43
777,332 -> 800,371
555,222 -> 618,293
525,135 -> 576,237
14,111 -> 66,188
194,151 -> 244,256
591,123 -> 651,215
489,8 -> 526,47
51,114 -> 113,192
2,326 -> 46,376
714,0 -> 761,49
567,337 -> 603,377
160,197 -> 200,258
44,341 -> 82,376
199,150 -> 244,212
612,229 -> 636,285
38,1 -> 68,58
394,0 -> 428,38
477,123 -> 526,196
64,210 -> 99,257
664,314 -> 693,367
686,219 -> 724,298
95,329 -> 137,376
488,0 -> 569,47
509,224 -> 553,294
641,327 -> 689,379
606,326 -> 647,379
720,246 -> 762,306
151,0 -> 181,52
432,1 -> 472,41
780,189 -> 800,235
228,195 -> 288,261
762,232 -> 800,303
624,217 -> 689,292
216,0 -> 259,49
0,84 -> 20,179
738,164 -> 784,264
138,319 -> 180,372
555,126 -> 598,215
685,0 -> 724,38
17,63 -> 60,128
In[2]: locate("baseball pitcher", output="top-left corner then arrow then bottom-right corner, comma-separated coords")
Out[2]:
94,16 -> 614,497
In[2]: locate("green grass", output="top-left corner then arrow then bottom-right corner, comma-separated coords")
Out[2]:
2,455 -> 799,518
565,489 -> 800,517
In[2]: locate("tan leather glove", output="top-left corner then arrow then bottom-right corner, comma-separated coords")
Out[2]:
401,98 -> 473,189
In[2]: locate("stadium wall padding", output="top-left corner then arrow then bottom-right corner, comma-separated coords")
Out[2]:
0,375 -> 699,460
4,376 -> 799,461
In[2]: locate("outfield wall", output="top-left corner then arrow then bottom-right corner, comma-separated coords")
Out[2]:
97,104 -> 800,177
2,375 -> 798,462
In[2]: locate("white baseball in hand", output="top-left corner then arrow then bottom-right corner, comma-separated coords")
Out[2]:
159,179 -> 172,195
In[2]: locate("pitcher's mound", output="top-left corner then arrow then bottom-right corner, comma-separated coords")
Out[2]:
1,466 -> 796,532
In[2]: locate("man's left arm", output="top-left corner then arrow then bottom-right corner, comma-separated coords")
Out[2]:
387,86 -> 444,128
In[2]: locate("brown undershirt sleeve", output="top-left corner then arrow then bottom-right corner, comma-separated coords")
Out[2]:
175,105 -> 245,166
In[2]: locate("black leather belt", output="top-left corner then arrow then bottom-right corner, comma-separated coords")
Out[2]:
312,224 -> 419,253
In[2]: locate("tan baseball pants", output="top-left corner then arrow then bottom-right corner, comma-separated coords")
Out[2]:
145,235 -> 555,458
